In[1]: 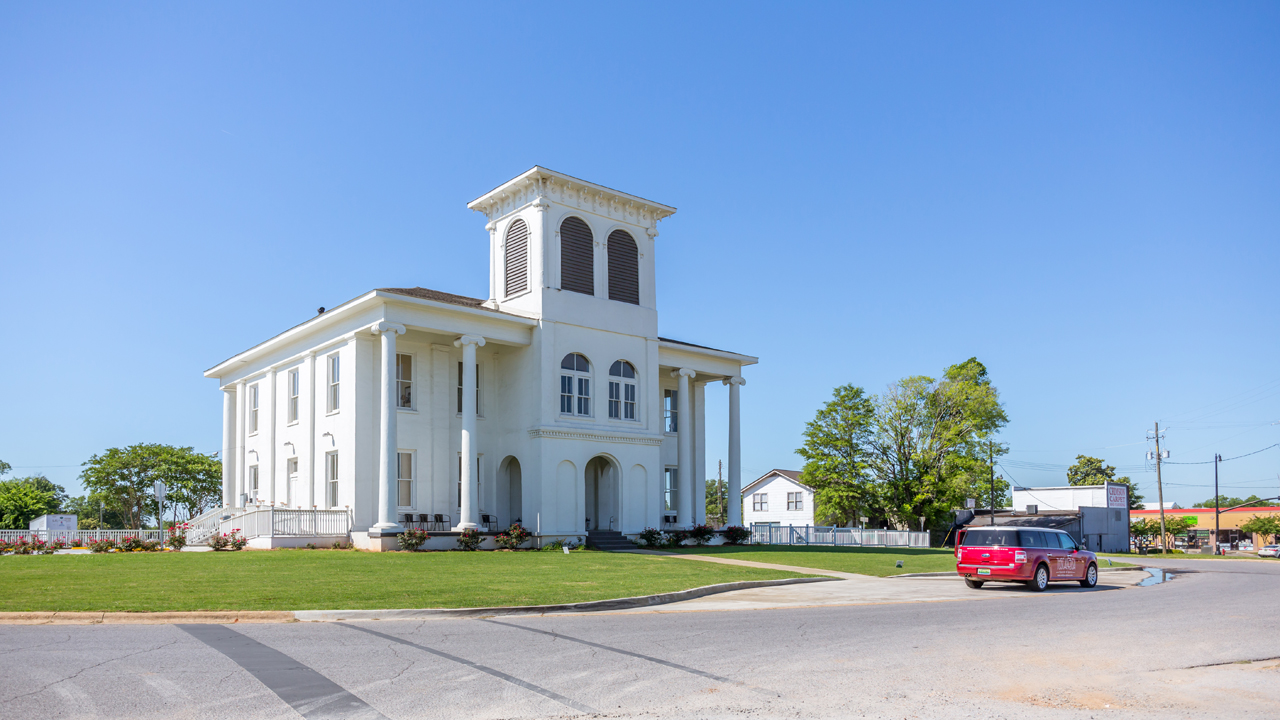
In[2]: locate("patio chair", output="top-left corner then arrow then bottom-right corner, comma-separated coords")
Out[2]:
480,514 -> 497,532
417,514 -> 433,531
400,514 -> 417,530
432,514 -> 451,531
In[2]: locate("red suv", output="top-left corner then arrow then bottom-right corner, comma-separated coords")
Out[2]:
956,527 -> 1098,591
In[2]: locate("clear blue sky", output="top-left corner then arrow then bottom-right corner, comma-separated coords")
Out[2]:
2,2 -> 1278,508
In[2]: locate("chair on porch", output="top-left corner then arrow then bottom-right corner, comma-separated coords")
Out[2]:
417,514 -> 433,531
480,514 -> 497,532
431,514 -> 451,531
400,514 -> 418,530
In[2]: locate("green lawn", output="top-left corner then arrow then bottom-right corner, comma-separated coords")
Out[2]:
0,550 -> 807,612
669,545 -> 961,576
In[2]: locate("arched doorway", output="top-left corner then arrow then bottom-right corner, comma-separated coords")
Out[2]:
497,456 -> 522,528
585,456 -> 619,531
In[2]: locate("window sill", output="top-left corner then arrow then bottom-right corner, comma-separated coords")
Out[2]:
397,408 -> 419,414
454,413 -> 486,420
326,410 -> 340,417
286,421 -> 299,427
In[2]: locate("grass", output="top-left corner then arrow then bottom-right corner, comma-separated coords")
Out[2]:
668,545 -> 962,576
670,545 -> 1135,575
0,550 -> 807,612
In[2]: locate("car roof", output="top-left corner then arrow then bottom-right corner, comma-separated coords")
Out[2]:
964,526 -> 1067,534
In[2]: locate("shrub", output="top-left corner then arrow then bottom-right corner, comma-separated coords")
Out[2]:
330,539 -> 351,550
0,538 -> 11,554
689,524 -> 715,546
398,528 -> 429,551
210,530 -> 247,551
8,537 -> 55,555
636,527 -> 664,547
456,528 -> 482,551
168,522 -> 190,550
88,538 -> 116,553
664,530 -> 691,548
495,523 -> 532,550
721,525 -> 751,545
539,539 -> 564,552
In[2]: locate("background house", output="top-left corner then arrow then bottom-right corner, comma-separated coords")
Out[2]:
742,470 -> 814,527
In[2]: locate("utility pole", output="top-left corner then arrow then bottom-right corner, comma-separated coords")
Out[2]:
1214,453 -> 1222,555
1150,422 -> 1168,554
988,441 -> 995,526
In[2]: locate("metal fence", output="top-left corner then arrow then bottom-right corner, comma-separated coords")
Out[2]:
750,524 -> 930,548
220,507 -> 351,539
0,529 -> 165,544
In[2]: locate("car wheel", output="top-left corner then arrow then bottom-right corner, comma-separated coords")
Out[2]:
1028,564 -> 1049,592
1079,563 -> 1098,588
964,578 -> 985,589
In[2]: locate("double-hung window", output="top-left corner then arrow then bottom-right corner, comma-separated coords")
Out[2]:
397,452 -> 413,507
608,360 -> 637,420
287,369 -> 300,424
327,354 -> 341,413
456,362 -> 480,414
560,353 -> 591,416
787,492 -> 802,511
663,389 -> 678,432
396,354 -> 413,409
326,452 -> 339,508
664,468 -> 678,513
248,384 -> 260,434
248,465 -> 259,501
753,493 -> 768,512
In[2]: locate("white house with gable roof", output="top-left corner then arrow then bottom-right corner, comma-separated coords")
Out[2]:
203,167 -> 757,550
742,470 -> 814,527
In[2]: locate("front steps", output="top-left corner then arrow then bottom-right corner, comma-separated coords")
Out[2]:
586,529 -> 639,551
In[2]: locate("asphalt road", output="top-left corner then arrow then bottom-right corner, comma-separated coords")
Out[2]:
2,557 -> 1278,719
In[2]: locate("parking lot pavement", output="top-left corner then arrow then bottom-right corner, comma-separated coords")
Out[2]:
1,559 -> 1276,719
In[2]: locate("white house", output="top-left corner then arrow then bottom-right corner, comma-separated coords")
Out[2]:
204,167 -> 757,550
742,470 -> 814,527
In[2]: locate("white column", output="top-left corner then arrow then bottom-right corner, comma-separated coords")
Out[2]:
221,387 -> 236,508
674,368 -> 696,527
267,369 -> 277,505
371,321 -> 407,534
306,351 -> 316,509
236,380 -> 247,505
454,334 -> 486,530
694,380 -> 707,526
725,376 -> 745,527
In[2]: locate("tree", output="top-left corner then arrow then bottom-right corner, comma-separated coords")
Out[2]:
160,448 -> 222,521
80,444 -> 223,528
0,479 -> 61,529
1193,495 -> 1278,509
1240,515 -> 1280,544
1066,455 -> 1144,509
797,384 -> 876,526
705,461 -> 728,527
62,493 -> 128,529
1130,517 -> 1160,551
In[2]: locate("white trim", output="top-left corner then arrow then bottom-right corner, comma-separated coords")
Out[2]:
528,427 -> 664,446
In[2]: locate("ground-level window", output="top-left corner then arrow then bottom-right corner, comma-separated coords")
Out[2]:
787,492 -> 802,511
753,493 -> 768,512
397,451 -> 413,507
326,452 -> 339,508
248,465 -> 259,501
664,468 -> 678,513
663,389 -> 678,432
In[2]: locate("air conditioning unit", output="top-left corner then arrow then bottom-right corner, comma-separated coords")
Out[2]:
1025,504 -> 1038,515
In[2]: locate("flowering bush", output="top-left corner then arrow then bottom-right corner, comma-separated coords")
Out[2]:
721,525 -> 751,545
636,527 -> 664,547
689,524 -> 716,546
495,523 -> 532,549
456,528 -> 482,551
5,536 -> 55,555
664,530 -> 691,548
398,528 -> 429,551
89,538 -> 117,553
209,530 -> 247,551
168,522 -> 190,550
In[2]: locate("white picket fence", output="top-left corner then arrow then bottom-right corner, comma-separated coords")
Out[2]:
0,528 -> 165,545
751,524 -> 930,548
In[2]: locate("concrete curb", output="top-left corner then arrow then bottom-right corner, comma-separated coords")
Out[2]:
293,577 -> 835,622
0,611 -> 296,625
888,567 -> 1141,578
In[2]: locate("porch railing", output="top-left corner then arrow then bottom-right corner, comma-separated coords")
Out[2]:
751,524 -> 930,549
220,506 -> 352,540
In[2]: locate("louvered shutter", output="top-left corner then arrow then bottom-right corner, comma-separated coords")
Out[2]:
504,218 -> 529,296
560,216 -> 594,295
607,229 -> 639,304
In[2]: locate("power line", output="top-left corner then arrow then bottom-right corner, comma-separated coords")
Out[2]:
1164,443 -> 1279,465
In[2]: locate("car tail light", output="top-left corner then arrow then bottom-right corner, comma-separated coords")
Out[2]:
1014,550 -> 1027,564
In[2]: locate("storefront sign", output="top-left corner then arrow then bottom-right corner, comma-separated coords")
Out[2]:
1107,485 -> 1128,509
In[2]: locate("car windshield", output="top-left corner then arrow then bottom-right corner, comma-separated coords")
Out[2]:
961,529 -> 1020,547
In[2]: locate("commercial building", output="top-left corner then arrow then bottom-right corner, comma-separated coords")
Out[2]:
956,483 -> 1132,553
1130,506 -> 1280,550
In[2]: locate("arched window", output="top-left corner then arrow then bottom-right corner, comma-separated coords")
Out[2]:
504,218 -> 529,297
560,353 -> 591,416
608,360 -> 638,420
607,229 -> 639,304
560,216 -> 594,295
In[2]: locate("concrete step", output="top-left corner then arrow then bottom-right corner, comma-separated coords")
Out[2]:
586,530 -> 638,551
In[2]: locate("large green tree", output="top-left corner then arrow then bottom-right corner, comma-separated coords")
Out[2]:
159,449 -> 222,521
0,461 -> 66,529
80,444 -> 220,529
797,384 -> 876,526
1192,495 -> 1278,509
1240,515 -> 1280,544
1066,455 -> 1144,509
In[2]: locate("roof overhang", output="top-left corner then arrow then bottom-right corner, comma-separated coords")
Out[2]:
468,166 -> 676,224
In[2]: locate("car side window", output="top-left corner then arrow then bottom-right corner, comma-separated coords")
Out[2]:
1057,533 -> 1077,551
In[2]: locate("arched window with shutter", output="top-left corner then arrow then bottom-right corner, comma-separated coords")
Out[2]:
607,229 -> 639,304
504,218 -> 529,297
560,216 -> 594,295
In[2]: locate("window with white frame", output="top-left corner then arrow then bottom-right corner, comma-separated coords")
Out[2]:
663,389 -> 678,432
287,369 -> 300,424
286,458 -> 299,506
608,360 -> 637,420
664,468 -> 677,513
753,493 -> 768,512
326,452 -> 339,508
248,383 -> 260,434
326,353 -> 341,413
397,451 -> 413,507
456,455 -> 481,509
396,354 -> 413,409
248,465 -> 260,501
787,492 -> 803,511
560,353 -> 591,416
456,362 -> 480,414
